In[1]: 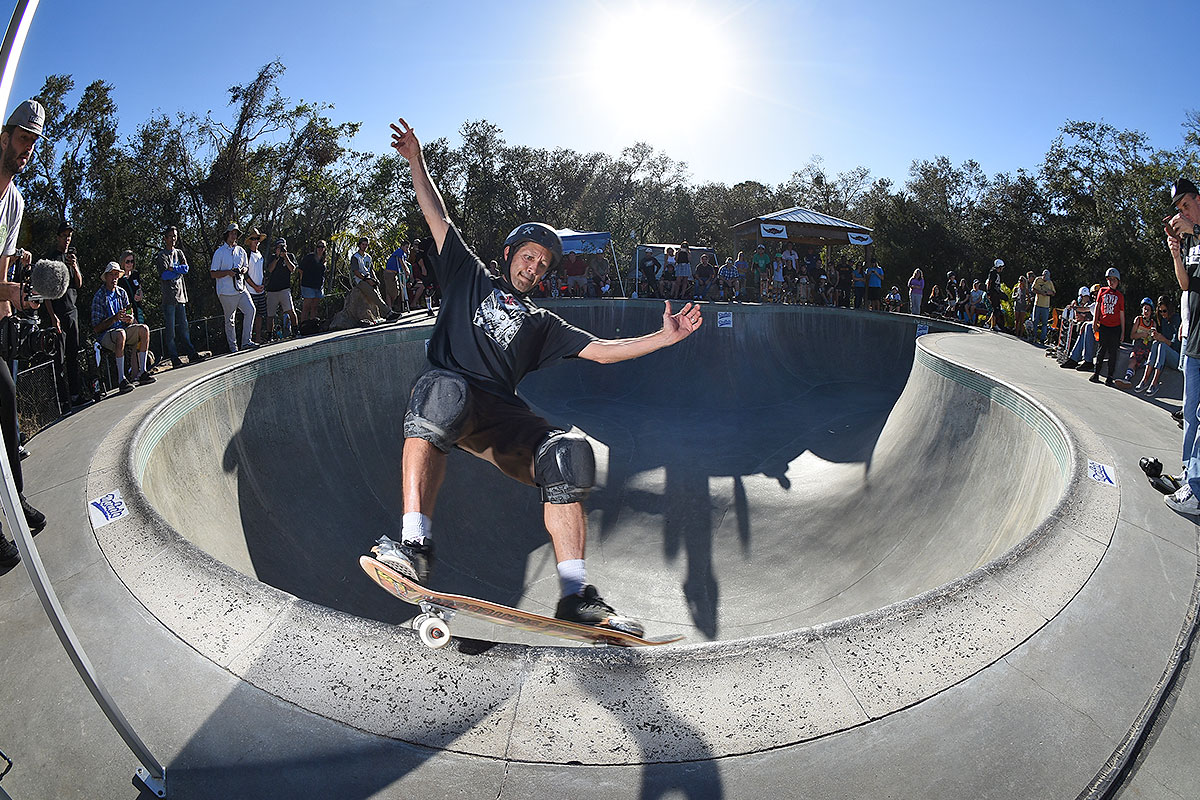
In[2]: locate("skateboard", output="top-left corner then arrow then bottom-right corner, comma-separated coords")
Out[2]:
359,556 -> 683,649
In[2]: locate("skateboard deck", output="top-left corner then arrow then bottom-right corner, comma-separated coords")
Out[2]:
360,556 -> 683,648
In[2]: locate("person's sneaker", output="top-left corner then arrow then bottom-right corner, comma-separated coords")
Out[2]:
1134,381 -> 1147,392
1113,378 -> 1130,389
1060,359 -> 1078,369
1173,409 -> 1185,422
20,494 -> 45,534
1089,373 -> 1100,384
170,357 -> 185,369
0,536 -> 18,568
385,311 -> 402,322
137,372 -> 157,386
189,353 -> 207,364
1075,361 -> 1093,371
1146,383 -> 1159,396
242,341 -> 261,351
118,379 -> 134,394
555,585 -> 645,637
372,535 -> 433,584
1166,484 -> 1200,516
1106,377 -> 1116,387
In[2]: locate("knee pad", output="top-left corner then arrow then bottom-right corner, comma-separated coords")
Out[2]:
534,430 -> 595,504
403,369 -> 470,453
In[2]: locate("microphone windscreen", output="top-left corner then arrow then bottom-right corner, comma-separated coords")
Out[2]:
31,259 -> 69,300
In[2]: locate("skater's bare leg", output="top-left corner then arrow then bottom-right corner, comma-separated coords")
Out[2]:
544,501 -> 586,562
402,436 -> 446,514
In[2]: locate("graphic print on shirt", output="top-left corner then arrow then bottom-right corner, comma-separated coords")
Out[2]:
1100,292 -> 1120,317
473,287 -> 527,349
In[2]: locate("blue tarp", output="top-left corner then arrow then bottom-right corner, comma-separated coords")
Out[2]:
557,229 -> 612,255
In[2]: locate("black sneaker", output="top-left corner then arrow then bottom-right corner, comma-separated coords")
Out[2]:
20,494 -> 45,534
118,379 -> 134,394
137,372 -> 157,386
1089,373 -> 1100,384
555,585 -> 645,637
372,535 -> 434,584
0,536 -> 18,568
1059,359 -> 1078,369
170,358 -> 185,369
1075,361 -> 1093,372
189,353 -> 207,364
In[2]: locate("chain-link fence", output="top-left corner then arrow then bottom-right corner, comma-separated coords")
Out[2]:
15,361 -> 61,437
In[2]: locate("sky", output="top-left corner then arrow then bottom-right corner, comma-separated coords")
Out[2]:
5,0 -> 1192,193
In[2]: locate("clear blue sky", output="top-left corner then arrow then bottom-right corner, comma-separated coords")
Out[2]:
7,0 -> 1191,191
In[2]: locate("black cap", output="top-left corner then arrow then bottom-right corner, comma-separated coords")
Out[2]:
1171,178 -> 1199,206
56,221 -> 73,234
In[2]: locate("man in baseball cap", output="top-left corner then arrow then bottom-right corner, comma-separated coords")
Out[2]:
0,101 -> 48,567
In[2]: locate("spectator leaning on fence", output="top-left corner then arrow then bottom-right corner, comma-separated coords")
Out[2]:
156,225 -> 205,368
92,261 -> 154,392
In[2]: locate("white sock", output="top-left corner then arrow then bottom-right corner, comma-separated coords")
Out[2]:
138,350 -> 148,373
557,559 -> 587,598
115,355 -> 125,379
401,512 -> 432,545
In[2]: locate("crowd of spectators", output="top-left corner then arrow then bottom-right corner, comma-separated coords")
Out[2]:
27,220 -> 442,406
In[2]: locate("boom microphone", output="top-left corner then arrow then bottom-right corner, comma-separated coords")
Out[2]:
30,259 -> 69,300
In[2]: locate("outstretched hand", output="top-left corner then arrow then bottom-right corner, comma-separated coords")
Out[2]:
390,118 -> 420,162
662,300 -> 702,343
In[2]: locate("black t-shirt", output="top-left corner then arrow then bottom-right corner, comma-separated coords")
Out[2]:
1184,236 -> 1200,358
427,224 -> 596,399
298,253 -> 324,289
44,247 -> 77,315
265,256 -> 293,292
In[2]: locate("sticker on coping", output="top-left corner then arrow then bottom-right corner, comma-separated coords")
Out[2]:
1087,460 -> 1116,486
717,312 -> 733,328
88,490 -> 129,528
916,324 -> 929,338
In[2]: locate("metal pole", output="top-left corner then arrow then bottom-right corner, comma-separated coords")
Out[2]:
0,0 -> 167,794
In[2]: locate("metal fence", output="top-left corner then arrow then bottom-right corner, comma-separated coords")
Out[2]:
18,292 -> 354,440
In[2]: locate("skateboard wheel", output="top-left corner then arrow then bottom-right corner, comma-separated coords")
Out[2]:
417,615 -> 451,649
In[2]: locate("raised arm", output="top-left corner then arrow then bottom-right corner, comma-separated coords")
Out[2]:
390,118 -> 450,254
578,301 -> 702,364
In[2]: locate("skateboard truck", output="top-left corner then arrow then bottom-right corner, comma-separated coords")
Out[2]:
413,602 -> 454,649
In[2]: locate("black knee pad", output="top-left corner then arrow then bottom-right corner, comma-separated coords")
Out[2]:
534,430 -> 595,504
403,369 -> 470,453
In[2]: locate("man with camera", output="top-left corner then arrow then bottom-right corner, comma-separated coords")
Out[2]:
1165,178 -> 1200,516
39,222 -> 83,407
0,101 -> 50,569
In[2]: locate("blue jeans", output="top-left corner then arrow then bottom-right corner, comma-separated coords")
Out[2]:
163,301 -> 198,359
1069,322 -> 1095,363
1033,306 -> 1051,343
1184,344 -> 1200,494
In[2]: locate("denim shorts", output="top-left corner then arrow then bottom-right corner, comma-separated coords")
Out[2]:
300,286 -> 323,299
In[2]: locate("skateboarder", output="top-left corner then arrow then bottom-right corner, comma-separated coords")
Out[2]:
372,117 -> 703,636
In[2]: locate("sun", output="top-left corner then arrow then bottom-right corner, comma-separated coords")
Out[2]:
585,1 -> 740,114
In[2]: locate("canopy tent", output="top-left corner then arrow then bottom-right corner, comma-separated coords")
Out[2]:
729,206 -> 875,265
555,228 -> 624,295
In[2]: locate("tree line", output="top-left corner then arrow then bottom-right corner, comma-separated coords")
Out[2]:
15,60 -> 1200,327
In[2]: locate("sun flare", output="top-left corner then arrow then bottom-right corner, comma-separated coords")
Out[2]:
585,1 -> 739,115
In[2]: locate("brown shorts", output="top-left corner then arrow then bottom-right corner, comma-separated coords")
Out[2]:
457,388 -> 557,486
406,372 -> 557,487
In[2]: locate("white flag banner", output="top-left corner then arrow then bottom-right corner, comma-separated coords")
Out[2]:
847,232 -> 873,245
760,223 -> 788,239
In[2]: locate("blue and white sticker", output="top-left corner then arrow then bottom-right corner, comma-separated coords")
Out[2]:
88,490 -> 129,528
916,323 -> 929,338
717,311 -> 733,328
1087,460 -> 1116,486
